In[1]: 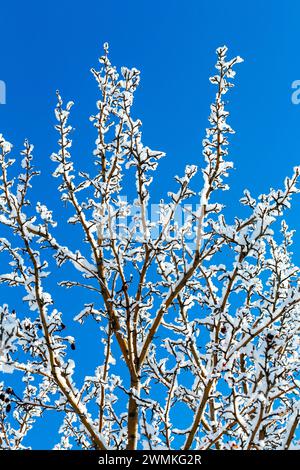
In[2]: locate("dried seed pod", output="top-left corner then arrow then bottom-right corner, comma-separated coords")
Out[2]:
6,404 -> 11,413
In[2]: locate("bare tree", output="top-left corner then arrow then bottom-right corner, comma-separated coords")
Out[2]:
0,44 -> 299,450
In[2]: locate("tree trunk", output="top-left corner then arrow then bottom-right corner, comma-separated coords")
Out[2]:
127,377 -> 140,450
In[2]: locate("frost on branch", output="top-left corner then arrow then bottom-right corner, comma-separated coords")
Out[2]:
0,45 -> 299,450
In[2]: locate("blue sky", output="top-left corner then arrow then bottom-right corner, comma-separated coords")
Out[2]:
0,0 -> 300,449
0,1 -> 299,222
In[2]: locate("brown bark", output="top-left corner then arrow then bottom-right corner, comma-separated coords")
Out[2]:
127,377 -> 141,450
184,380 -> 213,449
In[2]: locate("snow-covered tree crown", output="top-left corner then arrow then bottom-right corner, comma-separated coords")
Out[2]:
0,44 -> 299,450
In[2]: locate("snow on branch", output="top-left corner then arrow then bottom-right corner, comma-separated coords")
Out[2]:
0,44 -> 299,450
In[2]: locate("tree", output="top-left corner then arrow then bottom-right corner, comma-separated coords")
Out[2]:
0,43 -> 299,451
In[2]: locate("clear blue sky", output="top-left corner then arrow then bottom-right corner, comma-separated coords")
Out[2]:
0,0 -> 300,449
